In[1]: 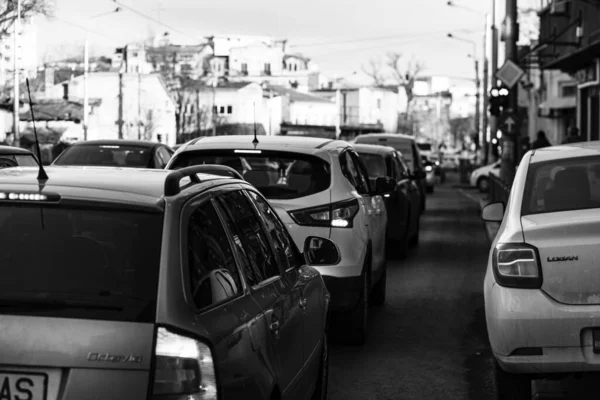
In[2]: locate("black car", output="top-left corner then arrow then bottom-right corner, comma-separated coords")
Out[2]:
0,164 -> 337,400
52,140 -> 174,169
0,145 -> 39,168
354,143 -> 422,258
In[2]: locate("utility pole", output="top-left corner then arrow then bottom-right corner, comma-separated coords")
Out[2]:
117,71 -> 124,139
137,72 -> 142,140
482,13 -> 490,165
83,32 -> 89,141
502,0 -> 519,183
211,77 -> 217,137
474,58 -> 481,152
490,0 -> 499,162
12,0 -> 21,147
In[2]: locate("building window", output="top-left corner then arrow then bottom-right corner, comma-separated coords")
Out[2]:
220,106 -> 225,114
294,64 -> 298,71
241,63 -> 248,75
132,52 -> 138,57
560,83 -> 577,98
377,99 -> 382,109
264,63 -> 271,75
227,106 -> 233,114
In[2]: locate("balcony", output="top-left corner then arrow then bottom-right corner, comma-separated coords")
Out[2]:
538,0 -> 600,72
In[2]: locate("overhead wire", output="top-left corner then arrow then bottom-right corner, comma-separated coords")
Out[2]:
49,15 -> 122,42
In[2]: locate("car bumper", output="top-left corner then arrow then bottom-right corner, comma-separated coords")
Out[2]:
486,281 -> 600,374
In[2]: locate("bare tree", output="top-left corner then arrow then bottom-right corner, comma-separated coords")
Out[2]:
386,52 -> 425,119
362,58 -> 386,87
0,0 -> 51,39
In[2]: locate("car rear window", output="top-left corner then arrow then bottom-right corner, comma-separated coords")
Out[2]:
418,143 -> 432,152
358,153 -> 386,179
0,154 -> 38,168
54,144 -> 152,168
170,150 -> 331,200
522,155 -> 600,215
0,205 -> 163,322
355,136 -> 415,170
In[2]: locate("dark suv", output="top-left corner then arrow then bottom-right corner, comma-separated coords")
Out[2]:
0,164 -> 337,400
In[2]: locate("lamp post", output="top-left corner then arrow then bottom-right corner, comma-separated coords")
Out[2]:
447,33 -> 480,155
12,0 -> 21,147
83,7 -> 121,141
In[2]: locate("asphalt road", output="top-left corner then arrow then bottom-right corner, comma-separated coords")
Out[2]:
327,176 -> 600,400
328,177 -> 496,400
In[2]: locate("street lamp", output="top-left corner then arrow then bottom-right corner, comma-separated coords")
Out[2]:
83,7 -> 121,141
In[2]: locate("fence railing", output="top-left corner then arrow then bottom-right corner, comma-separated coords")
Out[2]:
488,173 -> 511,205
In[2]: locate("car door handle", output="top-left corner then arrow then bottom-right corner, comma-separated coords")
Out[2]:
299,298 -> 307,309
269,320 -> 280,340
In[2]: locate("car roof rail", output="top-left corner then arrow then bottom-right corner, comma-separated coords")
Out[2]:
164,165 -> 244,196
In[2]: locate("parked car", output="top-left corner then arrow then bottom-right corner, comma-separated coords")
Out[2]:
0,145 -> 39,168
421,156 -> 437,193
426,154 -> 446,182
482,142 -> 600,399
52,140 -> 174,169
166,135 -> 391,345
354,133 -> 427,213
354,144 -> 422,258
0,164 -> 336,400
470,159 -> 501,192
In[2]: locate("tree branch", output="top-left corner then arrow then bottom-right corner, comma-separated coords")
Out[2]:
362,58 -> 386,86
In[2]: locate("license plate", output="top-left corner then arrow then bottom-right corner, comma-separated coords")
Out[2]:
0,371 -> 48,400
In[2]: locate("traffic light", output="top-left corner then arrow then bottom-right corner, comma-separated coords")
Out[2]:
489,86 -> 510,117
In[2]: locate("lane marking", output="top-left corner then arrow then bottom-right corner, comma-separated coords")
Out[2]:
458,188 -> 482,205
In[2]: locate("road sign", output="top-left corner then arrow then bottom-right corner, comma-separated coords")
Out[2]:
499,112 -> 518,134
496,60 -> 525,88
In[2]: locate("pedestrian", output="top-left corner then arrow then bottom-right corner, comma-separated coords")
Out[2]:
532,130 -> 551,149
562,126 -> 584,144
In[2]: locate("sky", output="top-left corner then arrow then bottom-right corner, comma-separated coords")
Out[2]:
34,0 -> 542,90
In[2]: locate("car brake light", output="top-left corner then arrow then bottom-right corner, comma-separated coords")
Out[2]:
289,199 -> 359,228
152,327 -> 217,399
425,165 -> 433,172
0,191 -> 60,202
492,243 -> 543,289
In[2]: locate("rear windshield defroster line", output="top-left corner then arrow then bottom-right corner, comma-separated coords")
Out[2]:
170,149 -> 331,200
0,204 -> 163,323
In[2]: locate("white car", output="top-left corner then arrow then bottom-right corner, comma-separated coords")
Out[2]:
470,160 -> 501,192
166,135 -> 391,345
482,142 -> 600,399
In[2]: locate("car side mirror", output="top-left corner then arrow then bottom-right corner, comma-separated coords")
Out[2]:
411,170 -> 426,180
303,236 -> 341,266
375,176 -> 396,195
481,201 -> 505,222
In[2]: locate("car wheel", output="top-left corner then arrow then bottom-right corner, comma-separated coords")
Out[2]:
346,256 -> 370,346
494,361 -> 531,400
426,185 -> 434,194
371,266 -> 387,306
310,333 -> 329,400
477,177 -> 490,193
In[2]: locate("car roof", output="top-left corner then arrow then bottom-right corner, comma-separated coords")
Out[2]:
181,135 -> 349,155
0,166 -> 234,209
352,143 -> 396,155
355,133 -> 415,142
69,140 -> 162,149
0,145 -> 34,155
530,141 -> 600,163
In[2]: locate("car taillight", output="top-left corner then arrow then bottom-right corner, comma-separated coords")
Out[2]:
425,165 -> 433,172
152,327 -> 217,400
289,199 -> 360,228
492,243 -> 543,289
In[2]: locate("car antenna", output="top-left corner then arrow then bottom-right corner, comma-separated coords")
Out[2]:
25,78 -> 48,182
252,102 -> 259,149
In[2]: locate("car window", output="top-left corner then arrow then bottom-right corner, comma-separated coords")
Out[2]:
170,150 -> 331,200
187,200 -> 243,310
522,155 -> 600,215
0,154 -> 38,168
358,153 -> 387,180
154,151 -> 166,169
157,147 -> 172,166
247,190 -> 304,271
339,151 -> 369,194
350,151 -> 373,193
0,205 -> 163,323
217,190 -> 280,286
392,152 -> 407,179
54,144 -> 152,168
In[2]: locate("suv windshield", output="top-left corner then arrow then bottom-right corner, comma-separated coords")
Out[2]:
522,155 -> 600,215
0,205 -> 163,322
170,150 -> 331,200
54,144 -> 152,168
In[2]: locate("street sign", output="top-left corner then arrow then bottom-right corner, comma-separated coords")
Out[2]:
499,112 -> 518,134
496,60 -> 525,88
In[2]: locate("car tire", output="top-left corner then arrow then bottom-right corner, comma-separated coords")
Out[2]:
371,266 -> 386,306
346,255 -> 370,346
388,233 -> 409,260
477,177 -> 490,193
310,333 -> 329,400
494,361 -> 531,400
426,185 -> 434,194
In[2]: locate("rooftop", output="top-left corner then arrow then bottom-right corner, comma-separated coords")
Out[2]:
268,86 -> 333,103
